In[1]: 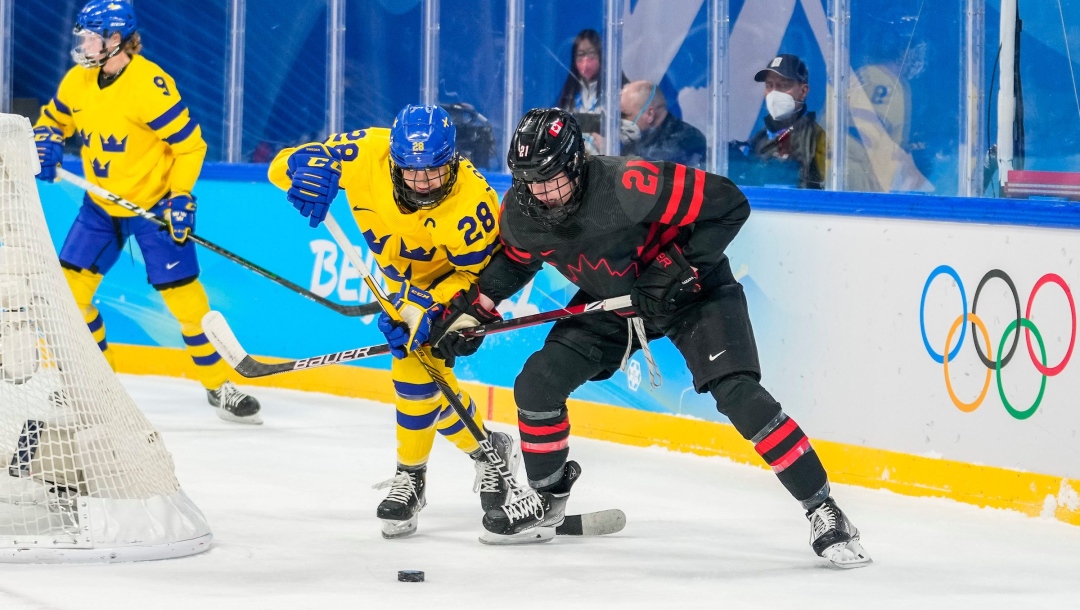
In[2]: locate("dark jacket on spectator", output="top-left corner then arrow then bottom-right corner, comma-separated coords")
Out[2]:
628,112 -> 707,169
747,108 -> 826,190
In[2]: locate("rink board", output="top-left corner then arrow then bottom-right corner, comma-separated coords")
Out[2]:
35,173 -> 1080,527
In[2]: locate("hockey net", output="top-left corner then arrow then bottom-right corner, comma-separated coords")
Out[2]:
0,113 -> 210,562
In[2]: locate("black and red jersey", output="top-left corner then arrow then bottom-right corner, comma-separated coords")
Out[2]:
480,155 -> 751,301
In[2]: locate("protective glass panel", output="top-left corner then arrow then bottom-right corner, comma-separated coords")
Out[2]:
11,2 -> 230,162
344,1 -> 422,129
986,0 -> 1080,197
243,0 -> 329,162
12,1 -> 76,127
621,1 -> 709,169
439,0 -> 506,172
137,1 -> 229,162
848,2 -> 959,195
523,0 -> 613,156
725,0 -> 830,190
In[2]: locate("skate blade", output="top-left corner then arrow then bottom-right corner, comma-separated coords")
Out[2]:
216,408 -> 263,425
478,526 -> 556,546
822,538 -> 872,569
381,515 -> 419,539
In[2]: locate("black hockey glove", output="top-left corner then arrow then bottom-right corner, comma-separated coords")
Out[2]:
429,285 -> 502,361
631,245 -> 702,319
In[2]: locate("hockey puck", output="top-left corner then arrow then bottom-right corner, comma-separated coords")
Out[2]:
398,570 -> 425,583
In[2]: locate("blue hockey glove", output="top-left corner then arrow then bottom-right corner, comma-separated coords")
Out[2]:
165,193 -> 197,244
377,282 -> 444,359
286,143 -> 342,228
33,126 -> 64,182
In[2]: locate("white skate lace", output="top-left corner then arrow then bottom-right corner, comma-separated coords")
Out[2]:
620,317 -> 662,388
373,472 -> 416,505
473,460 -> 501,494
216,382 -> 246,410
500,488 -> 545,523
811,503 -> 838,541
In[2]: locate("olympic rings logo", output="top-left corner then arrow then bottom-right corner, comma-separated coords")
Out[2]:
919,265 -> 1076,420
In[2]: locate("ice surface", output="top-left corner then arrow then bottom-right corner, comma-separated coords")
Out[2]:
2,375 -> 1078,609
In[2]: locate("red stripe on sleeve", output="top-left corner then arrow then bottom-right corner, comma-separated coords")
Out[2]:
504,245 -> 532,264
641,226 -> 681,265
656,226 -> 680,253
754,418 -> 798,456
679,169 -> 706,226
626,159 -> 660,173
637,222 -> 661,259
659,164 -> 686,224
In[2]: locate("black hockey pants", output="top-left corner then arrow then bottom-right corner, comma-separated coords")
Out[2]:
513,280 -> 830,509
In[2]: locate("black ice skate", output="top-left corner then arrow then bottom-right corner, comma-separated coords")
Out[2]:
806,497 -> 872,568
479,460 -> 581,545
374,465 -> 427,539
472,431 -> 521,512
207,381 -> 262,424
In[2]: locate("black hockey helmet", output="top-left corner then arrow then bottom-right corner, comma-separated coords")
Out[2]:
507,108 -> 586,229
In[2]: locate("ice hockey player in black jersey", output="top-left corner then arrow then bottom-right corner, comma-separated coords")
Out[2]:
429,108 -> 871,567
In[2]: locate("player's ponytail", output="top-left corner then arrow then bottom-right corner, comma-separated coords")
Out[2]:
122,32 -> 142,56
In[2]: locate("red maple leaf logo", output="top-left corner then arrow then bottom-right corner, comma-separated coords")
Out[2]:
561,254 -> 639,283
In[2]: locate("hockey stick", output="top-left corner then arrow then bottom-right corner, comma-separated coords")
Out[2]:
321,213 -> 623,538
322,213 -> 523,482
320,214 -> 623,537
56,168 -> 381,318
202,294 -> 632,378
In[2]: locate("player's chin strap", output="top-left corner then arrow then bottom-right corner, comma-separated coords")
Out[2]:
620,317 -> 662,388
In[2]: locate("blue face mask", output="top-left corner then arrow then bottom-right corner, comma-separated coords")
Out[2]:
631,84 -> 657,127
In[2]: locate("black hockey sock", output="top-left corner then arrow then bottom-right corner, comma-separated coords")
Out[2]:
514,343 -> 602,491
517,407 -> 571,490
710,374 -> 829,508
750,412 -> 830,509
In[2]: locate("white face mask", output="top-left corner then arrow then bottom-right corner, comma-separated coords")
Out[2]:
765,90 -> 798,120
619,118 -> 641,144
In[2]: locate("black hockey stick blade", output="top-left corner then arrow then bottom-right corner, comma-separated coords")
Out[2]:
202,310 -> 392,378
556,509 -> 626,536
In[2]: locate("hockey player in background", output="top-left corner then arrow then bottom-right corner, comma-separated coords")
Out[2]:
33,0 -> 261,424
431,108 -> 871,567
269,105 -> 518,539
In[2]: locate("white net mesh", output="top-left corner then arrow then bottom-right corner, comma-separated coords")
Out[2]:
0,113 -> 210,562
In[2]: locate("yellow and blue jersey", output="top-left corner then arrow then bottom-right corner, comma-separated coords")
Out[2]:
35,54 -> 206,216
269,128 -> 501,305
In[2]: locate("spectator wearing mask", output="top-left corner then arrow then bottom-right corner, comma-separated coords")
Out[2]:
617,80 -> 707,168
557,29 -> 606,113
747,54 -> 826,190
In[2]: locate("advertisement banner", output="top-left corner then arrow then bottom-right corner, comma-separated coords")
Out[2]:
38,178 -> 1080,482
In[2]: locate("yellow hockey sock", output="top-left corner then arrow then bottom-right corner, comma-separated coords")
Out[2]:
159,279 -> 230,390
392,348 -> 482,465
435,390 -> 482,455
63,267 -> 114,370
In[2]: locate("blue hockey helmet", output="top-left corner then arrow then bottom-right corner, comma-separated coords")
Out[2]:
72,1 -> 137,68
389,105 -> 460,212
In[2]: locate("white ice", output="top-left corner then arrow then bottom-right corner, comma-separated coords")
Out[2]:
2,375 -> 1079,609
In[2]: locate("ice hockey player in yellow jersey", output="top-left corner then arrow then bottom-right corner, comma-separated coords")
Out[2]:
269,104 -> 518,538
32,0 -> 261,424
